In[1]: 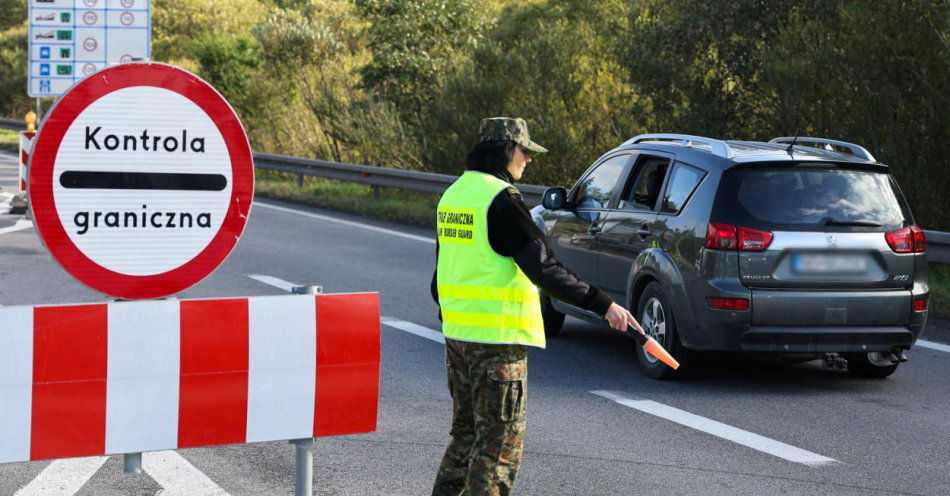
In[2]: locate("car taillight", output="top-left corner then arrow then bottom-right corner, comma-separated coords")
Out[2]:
705,223 -> 772,251
705,223 -> 737,250
737,227 -> 773,251
913,297 -> 928,312
912,226 -> 926,253
886,225 -> 926,253
707,297 -> 750,311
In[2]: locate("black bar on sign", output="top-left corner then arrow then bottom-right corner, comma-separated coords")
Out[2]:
59,171 -> 227,191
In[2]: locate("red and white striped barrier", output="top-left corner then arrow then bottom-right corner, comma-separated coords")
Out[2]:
19,131 -> 34,193
0,292 -> 380,463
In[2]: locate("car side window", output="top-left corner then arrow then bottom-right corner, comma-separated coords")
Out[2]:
573,154 -> 628,210
619,156 -> 670,211
661,163 -> 705,214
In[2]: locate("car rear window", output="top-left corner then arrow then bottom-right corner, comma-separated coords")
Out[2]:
712,164 -> 913,231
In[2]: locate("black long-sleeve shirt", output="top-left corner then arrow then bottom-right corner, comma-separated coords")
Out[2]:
431,174 -> 613,317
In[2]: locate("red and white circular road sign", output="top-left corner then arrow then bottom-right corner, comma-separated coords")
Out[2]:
28,63 -> 254,299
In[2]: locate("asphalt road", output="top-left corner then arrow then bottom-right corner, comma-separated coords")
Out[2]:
1,151 -> 949,496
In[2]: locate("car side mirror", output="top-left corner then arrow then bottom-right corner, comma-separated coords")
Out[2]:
542,187 -> 568,210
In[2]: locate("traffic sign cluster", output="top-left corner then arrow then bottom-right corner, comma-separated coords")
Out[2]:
29,0 -> 151,97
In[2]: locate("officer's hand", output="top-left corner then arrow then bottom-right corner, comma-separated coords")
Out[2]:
604,302 -> 643,334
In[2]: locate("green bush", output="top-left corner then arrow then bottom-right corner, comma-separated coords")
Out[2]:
929,263 -> 950,319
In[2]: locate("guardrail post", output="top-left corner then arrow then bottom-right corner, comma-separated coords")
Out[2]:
290,284 -> 321,496
371,184 -> 380,200
297,173 -> 304,188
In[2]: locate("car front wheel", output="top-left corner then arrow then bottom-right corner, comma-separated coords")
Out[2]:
635,282 -> 689,379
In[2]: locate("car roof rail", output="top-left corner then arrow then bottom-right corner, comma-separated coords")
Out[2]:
769,137 -> 876,162
624,133 -> 732,159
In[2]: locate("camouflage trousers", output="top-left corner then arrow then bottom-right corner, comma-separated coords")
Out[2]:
432,339 -> 528,496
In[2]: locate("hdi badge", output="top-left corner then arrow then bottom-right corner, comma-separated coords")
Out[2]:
28,63 -> 254,299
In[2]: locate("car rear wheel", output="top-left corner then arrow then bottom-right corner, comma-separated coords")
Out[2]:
635,282 -> 689,379
540,292 -> 565,337
845,352 -> 899,378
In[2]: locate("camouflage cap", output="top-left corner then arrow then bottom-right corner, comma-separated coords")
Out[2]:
478,117 -> 548,154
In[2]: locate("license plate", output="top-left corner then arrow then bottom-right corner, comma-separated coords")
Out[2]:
792,253 -> 867,274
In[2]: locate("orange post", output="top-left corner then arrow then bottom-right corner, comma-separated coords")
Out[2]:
25,111 -> 37,133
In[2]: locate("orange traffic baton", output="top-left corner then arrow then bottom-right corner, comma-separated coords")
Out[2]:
630,324 -> 680,369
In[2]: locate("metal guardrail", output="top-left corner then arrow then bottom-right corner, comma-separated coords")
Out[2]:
0,117 -> 24,130
3,116 -> 947,262
926,230 -> 950,265
254,151 -> 547,206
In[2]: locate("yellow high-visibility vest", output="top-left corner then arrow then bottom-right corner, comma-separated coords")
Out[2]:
437,171 -> 545,348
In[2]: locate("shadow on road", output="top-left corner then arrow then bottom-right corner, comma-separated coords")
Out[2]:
535,317 -> 922,398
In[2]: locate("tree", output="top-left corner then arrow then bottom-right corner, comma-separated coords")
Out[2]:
761,0 -> 950,229
0,1 -> 28,119
427,0 -> 643,185
355,0 -> 491,116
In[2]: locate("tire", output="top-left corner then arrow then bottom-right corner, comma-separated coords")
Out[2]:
844,352 -> 899,378
635,282 -> 689,379
540,292 -> 565,338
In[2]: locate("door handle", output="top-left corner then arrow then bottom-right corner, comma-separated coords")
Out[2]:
588,223 -> 602,234
637,225 -> 651,239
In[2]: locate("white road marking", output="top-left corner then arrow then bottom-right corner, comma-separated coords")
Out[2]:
247,274 -> 297,292
247,274 -> 445,343
591,390 -> 841,467
0,193 -> 15,215
253,201 -> 435,244
0,219 -> 33,236
917,339 -> 950,353
381,317 -> 444,343
143,451 -> 230,496
14,456 -> 109,496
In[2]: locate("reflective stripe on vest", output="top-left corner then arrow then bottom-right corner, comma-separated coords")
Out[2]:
436,171 -> 545,348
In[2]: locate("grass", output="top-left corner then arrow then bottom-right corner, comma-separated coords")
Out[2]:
254,170 -> 439,228
928,263 -> 950,318
0,128 -> 19,153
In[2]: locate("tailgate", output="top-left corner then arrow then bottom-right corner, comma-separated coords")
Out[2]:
739,232 -> 915,290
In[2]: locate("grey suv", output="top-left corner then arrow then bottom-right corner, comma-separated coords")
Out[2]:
532,134 -> 929,379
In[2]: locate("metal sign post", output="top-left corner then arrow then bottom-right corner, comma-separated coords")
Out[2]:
290,284 -> 322,496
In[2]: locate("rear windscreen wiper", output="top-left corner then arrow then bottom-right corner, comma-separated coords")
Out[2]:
822,218 -> 882,227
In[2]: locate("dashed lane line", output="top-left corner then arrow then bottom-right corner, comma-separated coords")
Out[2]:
143,451 -> 231,496
917,339 -> 950,353
591,390 -> 841,467
247,274 -> 445,344
381,316 -> 445,343
247,274 -> 296,292
0,192 -> 12,214
0,219 -> 32,235
14,456 -> 109,496
253,201 -> 435,245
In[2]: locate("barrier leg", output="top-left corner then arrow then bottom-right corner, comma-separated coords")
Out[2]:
292,285 -> 322,295
123,452 -> 142,474
292,438 -> 314,496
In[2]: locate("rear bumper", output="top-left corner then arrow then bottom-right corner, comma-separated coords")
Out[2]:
737,326 -> 916,353
686,317 -> 926,353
